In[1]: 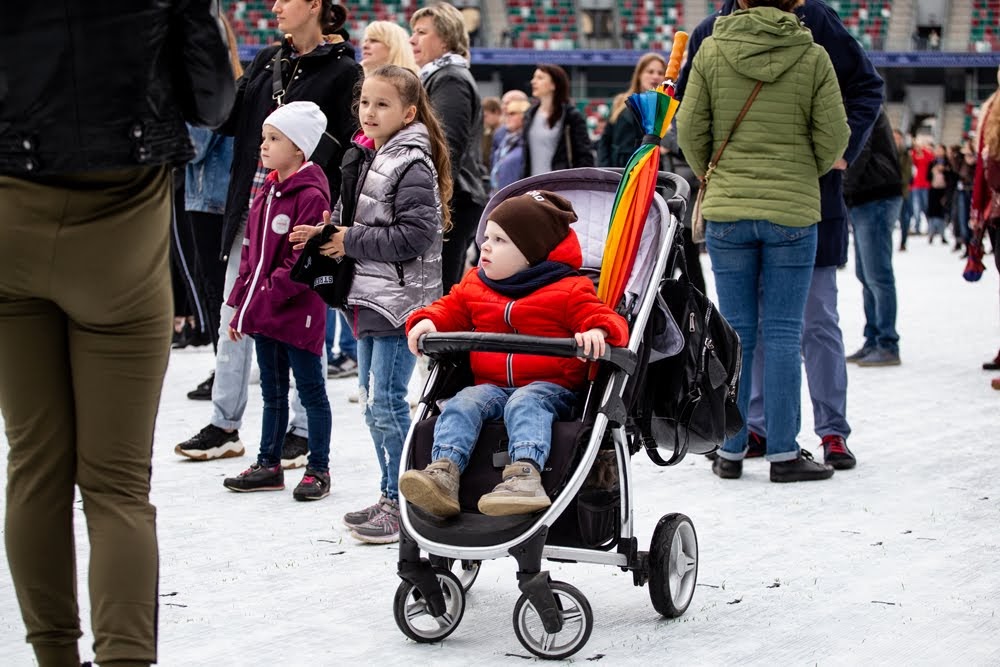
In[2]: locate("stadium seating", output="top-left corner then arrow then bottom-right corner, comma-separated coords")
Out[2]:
504,0 -> 578,50
826,1 -> 891,51
619,0 -> 682,52
971,0 -> 1000,52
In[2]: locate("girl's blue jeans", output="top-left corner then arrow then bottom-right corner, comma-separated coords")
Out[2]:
357,334 -> 416,500
253,335 -> 331,472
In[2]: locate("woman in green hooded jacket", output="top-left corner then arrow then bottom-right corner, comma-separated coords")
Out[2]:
676,0 -> 849,482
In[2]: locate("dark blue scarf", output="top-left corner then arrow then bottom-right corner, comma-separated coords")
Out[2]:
478,261 -> 578,299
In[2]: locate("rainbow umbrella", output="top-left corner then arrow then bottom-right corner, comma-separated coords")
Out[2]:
597,32 -> 688,312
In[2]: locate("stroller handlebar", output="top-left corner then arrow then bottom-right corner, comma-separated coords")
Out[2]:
418,332 -> 637,375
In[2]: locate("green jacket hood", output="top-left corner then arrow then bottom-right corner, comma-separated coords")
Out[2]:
712,7 -> 814,83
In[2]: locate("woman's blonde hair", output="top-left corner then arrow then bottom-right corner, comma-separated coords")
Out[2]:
363,21 -> 419,74
983,90 -> 1000,158
221,14 -> 244,79
409,2 -> 470,59
367,65 -> 454,231
610,52 -> 667,123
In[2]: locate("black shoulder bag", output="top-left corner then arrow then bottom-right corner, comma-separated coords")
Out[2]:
635,240 -> 744,466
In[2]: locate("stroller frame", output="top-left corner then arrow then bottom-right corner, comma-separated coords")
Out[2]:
394,169 -> 695,660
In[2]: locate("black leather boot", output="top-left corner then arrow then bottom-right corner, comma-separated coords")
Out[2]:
770,450 -> 834,482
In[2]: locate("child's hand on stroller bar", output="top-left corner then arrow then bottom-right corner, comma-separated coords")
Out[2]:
407,319 -> 437,356
575,328 -> 608,361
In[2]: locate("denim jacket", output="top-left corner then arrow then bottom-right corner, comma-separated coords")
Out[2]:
185,126 -> 233,214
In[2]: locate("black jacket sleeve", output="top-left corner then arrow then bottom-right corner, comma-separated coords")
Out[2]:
169,0 -> 235,128
566,107 -> 596,168
427,71 -> 474,181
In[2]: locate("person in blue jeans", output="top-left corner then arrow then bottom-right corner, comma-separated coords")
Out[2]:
222,102 -> 333,501
677,0 -> 851,483
844,110 -> 903,368
326,308 -> 358,378
678,0 -> 884,474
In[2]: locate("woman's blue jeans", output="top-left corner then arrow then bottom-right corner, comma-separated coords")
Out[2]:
253,335 -> 331,471
705,220 -> 817,462
432,382 -> 578,471
357,334 -> 416,500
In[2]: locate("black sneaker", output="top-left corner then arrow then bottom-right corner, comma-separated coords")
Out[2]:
186,372 -> 214,401
293,469 -> 331,501
280,432 -> 309,469
770,450 -> 834,483
174,424 -> 244,460
821,435 -> 856,470
846,345 -> 875,363
712,456 -> 742,479
223,463 -> 284,492
327,353 -> 359,379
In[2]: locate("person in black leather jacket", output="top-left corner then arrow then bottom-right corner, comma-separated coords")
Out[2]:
521,64 -> 596,178
0,2 -> 233,665
410,1 -> 489,293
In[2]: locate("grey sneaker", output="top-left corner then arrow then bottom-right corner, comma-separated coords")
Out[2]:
342,495 -> 388,528
845,345 -> 875,363
399,459 -> 461,518
477,463 -> 551,516
351,499 -> 400,544
280,432 -> 308,469
856,348 -> 901,367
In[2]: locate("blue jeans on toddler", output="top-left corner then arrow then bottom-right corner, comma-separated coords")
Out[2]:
254,335 -> 331,472
433,382 -> 578,471
705,220 -> 817,462
357,334 -> 416,501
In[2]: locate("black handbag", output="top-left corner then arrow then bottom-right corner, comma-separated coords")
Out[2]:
635,243 -> 743,466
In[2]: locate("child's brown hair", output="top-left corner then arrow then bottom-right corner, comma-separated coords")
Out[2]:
367,64 -> 454,231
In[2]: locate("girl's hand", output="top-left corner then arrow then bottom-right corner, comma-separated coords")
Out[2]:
319,226 -> 348,259
407,319 -> 437,356
290,210 -> 332,250
228,326 -> 243,342
575,328 -> 608,360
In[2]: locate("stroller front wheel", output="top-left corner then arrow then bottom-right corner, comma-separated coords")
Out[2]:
512,581 -> 593,660
393,567 -> 466,643
648,513 -> 699,617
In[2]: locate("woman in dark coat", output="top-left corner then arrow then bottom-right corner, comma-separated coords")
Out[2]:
521,63 -> 596,177
597,53 -> 667,168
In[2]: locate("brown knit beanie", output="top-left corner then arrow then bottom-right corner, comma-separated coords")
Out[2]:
488,190 -> 578,265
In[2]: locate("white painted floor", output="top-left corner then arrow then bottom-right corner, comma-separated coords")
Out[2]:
2,230 -> 999,665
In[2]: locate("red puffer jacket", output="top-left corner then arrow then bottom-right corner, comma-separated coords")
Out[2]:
406,229 -> 630,390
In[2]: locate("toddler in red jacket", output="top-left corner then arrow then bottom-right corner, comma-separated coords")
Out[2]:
403,190 -> 629,517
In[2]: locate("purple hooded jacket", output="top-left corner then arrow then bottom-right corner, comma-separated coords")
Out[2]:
227,163 -> 330,355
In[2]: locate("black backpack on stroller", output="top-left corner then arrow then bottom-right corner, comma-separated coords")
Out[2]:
630,238 -> 744,466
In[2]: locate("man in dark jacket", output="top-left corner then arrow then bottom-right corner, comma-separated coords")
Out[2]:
677,0 -> 884,470
844,110 -> 904,367
0,2 -> 233,665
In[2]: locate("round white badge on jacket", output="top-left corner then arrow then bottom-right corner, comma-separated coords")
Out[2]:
271,214 -> 291,235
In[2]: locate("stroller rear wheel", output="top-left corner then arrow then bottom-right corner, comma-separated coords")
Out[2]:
648,513 -> 698,617
512,581 -> 593,660
393,567 -> 466,643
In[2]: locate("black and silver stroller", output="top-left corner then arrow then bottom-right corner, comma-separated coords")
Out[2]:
394,167 -> 703,659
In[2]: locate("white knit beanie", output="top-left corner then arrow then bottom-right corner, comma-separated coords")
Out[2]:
263,101 -> 328,160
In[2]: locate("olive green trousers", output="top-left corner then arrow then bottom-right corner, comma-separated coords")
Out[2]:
0,166 -> 172,666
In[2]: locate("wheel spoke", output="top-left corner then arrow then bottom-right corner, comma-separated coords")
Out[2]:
562,608 -> 583,625
541,631 -> 555,651
405,600 -> 429,622
437,612 -> 454,628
